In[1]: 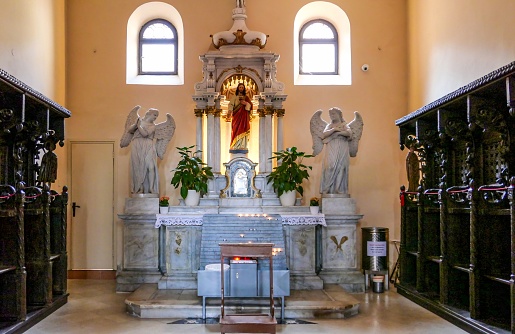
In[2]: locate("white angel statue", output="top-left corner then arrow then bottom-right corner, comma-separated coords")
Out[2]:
120,106 -> 176,194
310,107 -> 364,195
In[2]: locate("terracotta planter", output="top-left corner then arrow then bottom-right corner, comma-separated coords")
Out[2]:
279,190 -> 296,206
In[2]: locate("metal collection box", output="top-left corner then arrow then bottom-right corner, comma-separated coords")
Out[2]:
229,260 -> 257,297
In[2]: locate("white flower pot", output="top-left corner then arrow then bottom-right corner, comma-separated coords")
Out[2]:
309,206 -> 319,215
159,206 -> 168,214
279,190 -> 296,206
185,189 -> 201,206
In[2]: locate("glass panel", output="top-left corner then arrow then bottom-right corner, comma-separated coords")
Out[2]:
142,23 -> 174,39
301,44 -> 335,73
141,44 -> 175,72
302,22 -> 334,39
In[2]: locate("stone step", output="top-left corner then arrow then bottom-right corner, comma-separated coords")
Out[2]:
200,214 -> 287,270
125,284 -> 360,320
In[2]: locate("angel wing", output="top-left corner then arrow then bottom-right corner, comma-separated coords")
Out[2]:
154,113 -> 176,159
347,111 -> 364,157
120,105 -> 141,148
310,110 -> 328,156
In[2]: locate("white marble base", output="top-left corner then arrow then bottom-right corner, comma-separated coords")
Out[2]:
116,269 -> 163,292
321,196 -> 356,215
158,275 -> 198,289
318,270 -> 365,293
220,197 -> 262,206
125,197 -> 159,214
290,274 -> 324,290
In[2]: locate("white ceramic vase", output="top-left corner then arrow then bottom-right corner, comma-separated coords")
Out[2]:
309,206 -> 319,215
279,190 -> 296,206
184,189 -> 201,206
159,206 -> 168,214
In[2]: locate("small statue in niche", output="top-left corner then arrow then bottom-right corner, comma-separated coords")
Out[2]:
227,83 -> 253,154
38,138 -> 58,184
310,107 -> 364,195
120,106 -> 176,194
405,135 -> 420,192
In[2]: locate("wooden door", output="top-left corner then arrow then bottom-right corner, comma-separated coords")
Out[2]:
69,141 -> 114,269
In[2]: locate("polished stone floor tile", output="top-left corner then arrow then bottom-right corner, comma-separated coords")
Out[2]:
26,280 -> 466,334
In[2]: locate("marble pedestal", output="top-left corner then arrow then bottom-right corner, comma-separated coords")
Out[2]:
318,196 -> 364,292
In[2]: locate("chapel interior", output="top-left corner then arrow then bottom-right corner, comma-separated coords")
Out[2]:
1,0 -> 515,333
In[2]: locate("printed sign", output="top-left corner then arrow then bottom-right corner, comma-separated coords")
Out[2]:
367,241 -> 387,256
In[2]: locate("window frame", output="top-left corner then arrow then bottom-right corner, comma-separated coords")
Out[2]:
299,19 -> 338,75
138,19 -> 178,76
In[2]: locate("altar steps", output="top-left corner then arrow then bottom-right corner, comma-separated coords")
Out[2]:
125,283 -> 359,320
200,214 -> 287,270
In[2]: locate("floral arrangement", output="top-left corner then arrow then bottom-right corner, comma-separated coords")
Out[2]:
159,196 -> 169,207
310,197 -> 320,206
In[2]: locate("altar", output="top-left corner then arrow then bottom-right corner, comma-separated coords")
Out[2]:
116,0 -> 364,298
117,204 -> 362,293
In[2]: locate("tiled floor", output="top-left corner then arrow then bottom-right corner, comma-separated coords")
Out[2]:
26,279 -> 467,334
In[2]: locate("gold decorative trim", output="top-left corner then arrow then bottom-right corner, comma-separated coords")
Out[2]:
264,106 -> 275,116
276,109 -> 285,117
219,174 -> 230,198
206,106 -> 217,115
213,30 -> 267,49
194,109 -> 205,117
257,109 -> 265,117
217,67 -> 262,85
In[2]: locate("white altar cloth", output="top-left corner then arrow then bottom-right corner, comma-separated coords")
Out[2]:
281,214 -> 326,226
155,214 -> 203,228
155,213 -> 326,227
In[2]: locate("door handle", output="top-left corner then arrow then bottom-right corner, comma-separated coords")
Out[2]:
72,202 -> 81,217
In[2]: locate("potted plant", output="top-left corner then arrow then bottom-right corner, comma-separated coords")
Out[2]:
309,197 -> 320,214
159,196 -> 169,214
171,145 -> 213,206
266,146 -> 313,206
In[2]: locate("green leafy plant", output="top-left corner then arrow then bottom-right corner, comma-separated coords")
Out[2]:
266,146 -> 313,197
310,197 -> 319,206
171,145 -> 214,199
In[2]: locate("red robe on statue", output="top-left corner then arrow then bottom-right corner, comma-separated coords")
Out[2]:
230,94 -> 252,152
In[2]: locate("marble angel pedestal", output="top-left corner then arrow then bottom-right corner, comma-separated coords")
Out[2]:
317,194 -> 364,292
117,195 -> 163,292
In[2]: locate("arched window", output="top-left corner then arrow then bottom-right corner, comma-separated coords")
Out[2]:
139,19 -> 178,75
294,2 -> 351,86
127,2 -> 184,85
299,20 -> 338,75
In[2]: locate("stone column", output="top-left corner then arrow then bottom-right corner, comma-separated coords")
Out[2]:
213,108 -> 222,174
264,106 -> 274,173
276,109 -> 285,152
206,106 -> 215,167
205,106 -> 219,198
258,108 -> 266,173
194,109 -> 204,153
